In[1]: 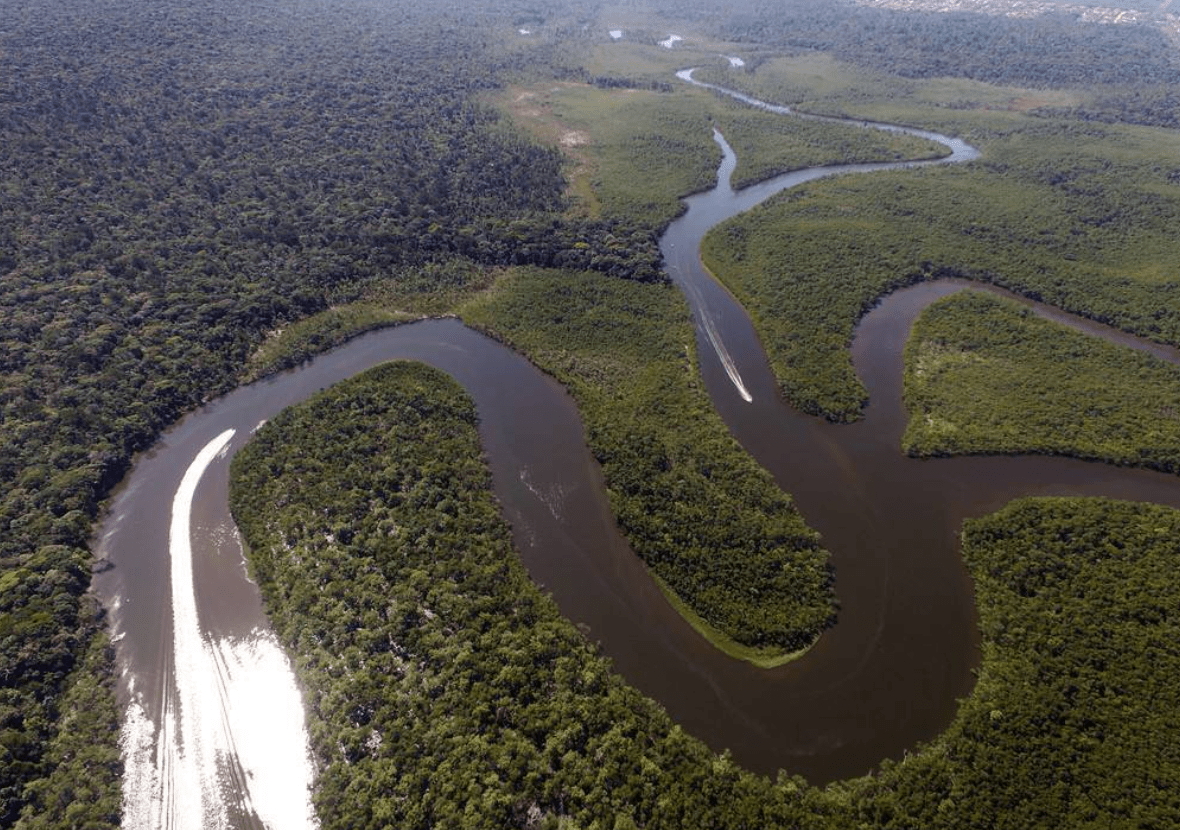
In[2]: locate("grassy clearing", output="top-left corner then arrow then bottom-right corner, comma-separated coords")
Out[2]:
583,4 -> 754,64
713,100 -> 947,189
490,81 -> 722,228
579,39 -> 709,81
493,83 -> 608,219
492,69 -> 947,229
696,53 -> 915,114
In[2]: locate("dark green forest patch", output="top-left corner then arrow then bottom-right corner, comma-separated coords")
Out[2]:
462,267 -> 833,657
231,364 -> 1180,828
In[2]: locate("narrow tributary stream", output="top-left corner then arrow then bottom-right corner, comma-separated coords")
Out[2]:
93,70 -> 1180,828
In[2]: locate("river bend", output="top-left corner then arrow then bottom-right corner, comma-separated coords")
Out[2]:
94,70 -> 1180,827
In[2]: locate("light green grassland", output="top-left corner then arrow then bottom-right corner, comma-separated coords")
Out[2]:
225,35 -> 1180,829
535,83 -> 720,227
700,56 -> 1180,421
904,290 -> 1180,470
493,63 -> 947,228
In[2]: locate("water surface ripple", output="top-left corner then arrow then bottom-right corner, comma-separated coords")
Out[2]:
94,69 -> 1180,828
662,68 -> 1180,781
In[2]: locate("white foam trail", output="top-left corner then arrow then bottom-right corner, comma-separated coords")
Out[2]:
679,274 -> 754,403
120,698 -> 164,830
701,311 -> 753,403
168,429 -> 237,830
121,429 -> 318,830
209,633 -> 318,829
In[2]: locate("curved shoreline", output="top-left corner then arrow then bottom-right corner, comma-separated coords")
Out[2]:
657,71 -> 1180,781
650,570 -> 818,669
95,67 -> 1180,825
678,67 -> 980,165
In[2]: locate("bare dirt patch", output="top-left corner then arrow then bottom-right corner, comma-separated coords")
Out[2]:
493,83 -> 601,217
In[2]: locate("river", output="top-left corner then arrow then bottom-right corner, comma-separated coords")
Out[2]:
92,70 -> 1180,827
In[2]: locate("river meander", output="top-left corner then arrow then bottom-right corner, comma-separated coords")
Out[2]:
93,71 -> 1180,827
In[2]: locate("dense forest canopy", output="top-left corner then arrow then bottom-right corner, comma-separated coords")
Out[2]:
230,365 -> 1180,829
3,0 -> 1180,825
903,291 -> 1180,467
652,0 -> 1180,125
0,0 -> 606,822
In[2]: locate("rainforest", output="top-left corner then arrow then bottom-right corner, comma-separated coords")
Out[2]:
2,0 -> 1179,827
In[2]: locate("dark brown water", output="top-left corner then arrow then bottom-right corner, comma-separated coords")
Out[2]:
657,73 -> 1180,779
93,72 -> 1180,827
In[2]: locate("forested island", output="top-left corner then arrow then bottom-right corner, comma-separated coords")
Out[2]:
3,0 -> 1180,826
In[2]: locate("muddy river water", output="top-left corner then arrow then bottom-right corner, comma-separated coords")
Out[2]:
93,71 -> 1180,827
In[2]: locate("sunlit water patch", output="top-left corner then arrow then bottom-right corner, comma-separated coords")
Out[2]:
119,430 -> 317,830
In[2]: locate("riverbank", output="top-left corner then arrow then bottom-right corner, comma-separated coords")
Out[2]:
229,359 -> 1180,828
904,290 -> 1180,470
697,62 -> 1180,423
460,266 -> 834,655
650,572 -> 817,669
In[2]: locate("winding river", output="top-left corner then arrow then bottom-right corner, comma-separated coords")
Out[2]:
93,70 -> 1180,827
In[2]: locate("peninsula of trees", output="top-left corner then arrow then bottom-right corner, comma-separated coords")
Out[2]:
3,0 -> 1180,825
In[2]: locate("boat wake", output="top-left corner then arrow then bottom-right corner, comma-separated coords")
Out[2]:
120,430 -> 317,830
701,306 -> 754,403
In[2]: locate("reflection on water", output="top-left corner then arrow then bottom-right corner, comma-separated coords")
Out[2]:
115,429 -> 316,830
95,69 -> 1180,828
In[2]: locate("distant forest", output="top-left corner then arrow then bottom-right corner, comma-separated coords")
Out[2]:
661,0 -> 1180,126
3,0 -> 1180,825
0,0 -> 640,822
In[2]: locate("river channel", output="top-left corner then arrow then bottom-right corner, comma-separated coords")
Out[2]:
93,71 -> 1180,827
